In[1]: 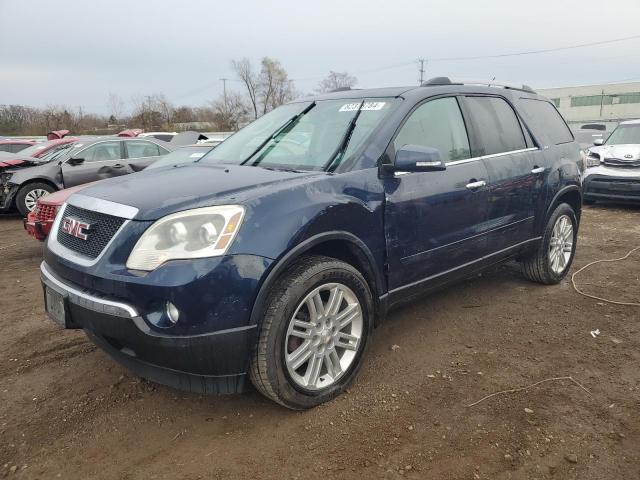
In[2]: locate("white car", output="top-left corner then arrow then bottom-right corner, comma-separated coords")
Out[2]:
583,119 -> 640,204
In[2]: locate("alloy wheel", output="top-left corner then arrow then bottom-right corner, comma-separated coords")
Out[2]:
549,214 -> 574,275
284,282 -> 363,391
24,188 -> 49,212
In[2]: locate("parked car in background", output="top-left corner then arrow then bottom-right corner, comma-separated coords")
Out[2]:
583,119 -> 640,203
139,131 -> 177,142
572,125 -> 609,150
117,129 -> 143,137
0,139 -> 36,153
1,137 -> 174,216
24,144 -> 215,241
24,184 -> 89,240
41,79 -> 583,409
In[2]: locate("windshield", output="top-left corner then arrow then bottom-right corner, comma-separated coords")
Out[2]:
605,124 -> 640,145
18,143 -> 49,157
36,143 -> 75,162
147,146 -> 214,169
202,98 -> 398,171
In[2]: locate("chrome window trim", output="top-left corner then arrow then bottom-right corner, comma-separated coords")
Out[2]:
46,200 -> 133,267
446,147 -> 539,166
41,261 -> 138,318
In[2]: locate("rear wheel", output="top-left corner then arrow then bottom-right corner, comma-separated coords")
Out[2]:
521,203 -> 578,284
15,182 -> 55,217
249,255 -> 373,409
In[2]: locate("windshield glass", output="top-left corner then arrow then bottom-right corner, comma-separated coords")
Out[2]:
36,143 -> 75,162
605,124 -> 640,145
202,98 -> 398,171
147,146 -> 214,169
18,143 -> 49,157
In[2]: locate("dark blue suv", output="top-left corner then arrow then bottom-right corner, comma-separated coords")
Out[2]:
41,78 -> 582,409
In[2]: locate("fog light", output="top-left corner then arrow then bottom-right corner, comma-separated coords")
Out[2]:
166,302 -> 180,324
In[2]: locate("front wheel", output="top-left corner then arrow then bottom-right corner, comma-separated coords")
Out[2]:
521,203 -> 578,284
15,182 -> 55,217
249,255 -> 373,409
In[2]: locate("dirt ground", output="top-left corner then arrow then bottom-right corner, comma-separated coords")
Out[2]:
1,204 -> 639,479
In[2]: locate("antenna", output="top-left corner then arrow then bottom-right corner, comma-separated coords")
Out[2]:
418,59 -> 427,85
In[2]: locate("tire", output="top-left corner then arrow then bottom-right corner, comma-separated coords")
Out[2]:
15,182 -> 55,217
249,255 -> 374,409
521,203 -> 578,285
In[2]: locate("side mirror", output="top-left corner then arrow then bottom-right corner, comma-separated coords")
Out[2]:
593,138 -> 604,146
68,157 -> 85,165
392,145 -> 446,172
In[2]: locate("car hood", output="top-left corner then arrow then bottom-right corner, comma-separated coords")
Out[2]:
0,152 -> 39,172
74,163 -> 323,221
589,144 -> 640,164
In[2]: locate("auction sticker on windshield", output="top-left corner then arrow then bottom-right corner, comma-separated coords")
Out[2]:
339,102 -> 386,112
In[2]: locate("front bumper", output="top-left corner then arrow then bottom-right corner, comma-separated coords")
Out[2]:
583,165 -> 640,202
40,260 -> 266,394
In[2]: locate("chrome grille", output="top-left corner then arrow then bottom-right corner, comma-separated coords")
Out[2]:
56,204 -> 126,259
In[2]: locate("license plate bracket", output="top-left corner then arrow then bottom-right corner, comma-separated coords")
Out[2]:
45,286 -> 69,328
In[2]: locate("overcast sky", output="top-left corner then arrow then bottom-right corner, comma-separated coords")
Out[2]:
1,0 -> 640,114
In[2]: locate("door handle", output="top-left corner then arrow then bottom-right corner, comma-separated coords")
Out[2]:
465,180 -> 486,190
531,166 -> 545,174
113,163 -> 125,168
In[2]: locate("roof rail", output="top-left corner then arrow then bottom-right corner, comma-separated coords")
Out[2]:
421,76 -> 536,93
329,86 -> 354,93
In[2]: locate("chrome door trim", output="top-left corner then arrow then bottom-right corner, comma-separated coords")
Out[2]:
446,147 -> 539,167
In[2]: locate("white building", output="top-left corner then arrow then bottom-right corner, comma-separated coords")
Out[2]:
538,81 -> 640,130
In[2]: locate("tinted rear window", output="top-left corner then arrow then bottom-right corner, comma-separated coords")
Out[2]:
518,99 -> 574,145
465,96 -> 527,155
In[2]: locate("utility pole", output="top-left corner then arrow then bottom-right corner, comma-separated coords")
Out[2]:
220,78 -> 228,104
418,58 -> 426,85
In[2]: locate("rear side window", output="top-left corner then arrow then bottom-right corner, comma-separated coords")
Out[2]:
78,141 -> 122,162
126,141 -> 162,158
465,96 -> 527,155
518,99 -> 574,145
393,97 -> 471,163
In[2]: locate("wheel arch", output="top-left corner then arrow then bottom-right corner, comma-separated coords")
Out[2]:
249,232 -> 385,329
12,178 -> 59,208
546,185 -> 582,223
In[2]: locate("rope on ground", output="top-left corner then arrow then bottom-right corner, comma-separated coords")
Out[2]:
571,245 -> 640,307
0,243 -> 17,251
467,376 -> 591,407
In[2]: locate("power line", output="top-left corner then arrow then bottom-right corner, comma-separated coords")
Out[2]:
428,34 -> 640,62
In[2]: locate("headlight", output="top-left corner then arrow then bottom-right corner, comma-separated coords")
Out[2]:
585,152 -> 601,168
126,205 -> 245,271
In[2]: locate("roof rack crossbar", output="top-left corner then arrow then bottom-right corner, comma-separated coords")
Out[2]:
422,77 -> 536,93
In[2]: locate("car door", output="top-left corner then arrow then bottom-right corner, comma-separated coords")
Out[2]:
61,140 -> 128,187
384,96 -> 491,293
461,95 -> 541,252
124,140 -> 169,172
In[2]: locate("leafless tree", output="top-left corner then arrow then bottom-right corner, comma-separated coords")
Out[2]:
259,57 -> 296,114
316,71 -> 358,93
106,93 -> 126,121
211,91 -> 248,131
232,58 -> 260,120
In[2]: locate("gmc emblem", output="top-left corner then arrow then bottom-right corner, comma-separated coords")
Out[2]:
62,217 -> 91,240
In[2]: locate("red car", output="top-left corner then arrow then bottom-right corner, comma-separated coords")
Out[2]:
0,139 -> 36,154
24,184 -> 88,240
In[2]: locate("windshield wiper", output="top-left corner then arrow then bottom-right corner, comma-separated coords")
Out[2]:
241,102 -> 316,166
322,100 -> 365,171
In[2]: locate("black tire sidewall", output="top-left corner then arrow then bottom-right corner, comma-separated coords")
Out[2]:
16,183 -> 55,217
261,258 -> 373,409
542,203 -> 578,283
